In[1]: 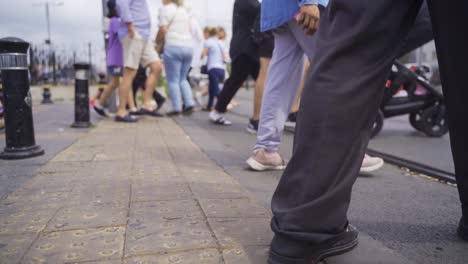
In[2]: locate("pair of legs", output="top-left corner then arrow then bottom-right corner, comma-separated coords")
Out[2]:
269,0 -> 468,262
97,73 -> 136,111
163,46 -> 195,113
255,24 -> 311,153
214,54 -> 259,114
117,61 -> 162,118
209,54 -> 259,125
207,68 -> 225,109
118,34 -> 163,119
131,66 -> 166,109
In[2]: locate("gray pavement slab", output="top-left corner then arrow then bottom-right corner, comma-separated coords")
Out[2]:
23,227 -> 125,263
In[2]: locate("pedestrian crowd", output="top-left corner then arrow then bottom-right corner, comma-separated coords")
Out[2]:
91,0 -> 468,263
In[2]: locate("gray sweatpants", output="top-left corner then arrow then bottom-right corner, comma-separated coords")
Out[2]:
255,21 -> 315,152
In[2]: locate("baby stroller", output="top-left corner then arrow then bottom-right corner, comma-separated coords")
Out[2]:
370,1 -> 448,138
371,61 -> 447,138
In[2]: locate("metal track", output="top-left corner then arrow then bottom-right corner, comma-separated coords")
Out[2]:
367,149 -> 456,184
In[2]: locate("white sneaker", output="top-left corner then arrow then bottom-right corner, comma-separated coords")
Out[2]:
360,154 -> 384,173
246,149 -> 287,171
209,111 -> 232,125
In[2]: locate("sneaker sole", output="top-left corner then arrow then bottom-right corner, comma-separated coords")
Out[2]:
246,157 -> 286,171
359,159 -> 384,173
246,127 -> 257,134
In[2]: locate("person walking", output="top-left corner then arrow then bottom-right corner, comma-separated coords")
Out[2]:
115,0 -> 164,123
200,27 -> 227,111
157,0 -> 195,116
263,1 -> 468,264
94,0 -> 139,118
247,8 -> 275,134
208,0 -> 260,125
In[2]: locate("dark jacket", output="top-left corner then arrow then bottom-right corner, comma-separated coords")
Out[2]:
229,0 -> 260,61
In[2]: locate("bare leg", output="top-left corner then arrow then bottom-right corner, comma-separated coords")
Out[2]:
253,57 -> 271,120
142,61 -> 162,110
128,88 -> 137,110
117,68 -> 137,117
98,75 -> 120,107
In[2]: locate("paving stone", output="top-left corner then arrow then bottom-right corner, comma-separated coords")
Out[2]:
124,249 -> 222,264
131,183 -> 192,202
199,198 -> 271,218
67,185 -> 130,205
46,203 -> 128,231
0,233 -> 37,263
23,227 -> 125,263
190,183 -> 250,199
51,149 -> 96,162
125,218 -> 216,256
0,210 -> 52,235
0,190 -> 67,213
208,218 -> 272,247
180,167 -> 234,183
129,200 -> 204,222
223,246 -> 270,264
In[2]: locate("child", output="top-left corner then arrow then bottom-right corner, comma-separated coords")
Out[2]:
201,27 -> 227,111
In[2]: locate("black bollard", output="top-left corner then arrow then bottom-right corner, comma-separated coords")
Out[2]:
0,37 -> 44,159
71,63 -> 92,128
41,77 -> 53,104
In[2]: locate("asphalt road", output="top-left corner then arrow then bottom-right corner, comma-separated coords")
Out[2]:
174,89 -> 467,264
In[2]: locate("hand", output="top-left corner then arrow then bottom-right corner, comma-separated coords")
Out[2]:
297,4 -> 320,35
127,23 -> 136,39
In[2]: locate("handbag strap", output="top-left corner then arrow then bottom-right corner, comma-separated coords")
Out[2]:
166,6 -> 178,31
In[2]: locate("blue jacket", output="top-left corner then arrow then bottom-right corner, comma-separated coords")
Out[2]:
261,0 -> 329,32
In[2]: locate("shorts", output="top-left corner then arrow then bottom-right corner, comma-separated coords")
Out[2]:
107,66 -> 123,76
121,33 -> 160,70
258,36 -> 275,59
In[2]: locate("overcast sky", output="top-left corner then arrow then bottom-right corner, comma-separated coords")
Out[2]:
0,0 -> 234,70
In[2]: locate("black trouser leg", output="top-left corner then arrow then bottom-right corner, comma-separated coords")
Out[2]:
153,90 -> 165,105
270,0 -> 422,257
214,54 -> 259,113
427,0 -> 468,219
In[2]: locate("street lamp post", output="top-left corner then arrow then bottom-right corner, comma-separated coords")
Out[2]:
33,1 -> 64,85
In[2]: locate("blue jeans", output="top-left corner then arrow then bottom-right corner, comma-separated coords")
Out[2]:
163,46 -> 194,112
207,68 -> 225,109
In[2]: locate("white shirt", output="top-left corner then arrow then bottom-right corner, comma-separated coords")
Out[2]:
159,3 -> 192,48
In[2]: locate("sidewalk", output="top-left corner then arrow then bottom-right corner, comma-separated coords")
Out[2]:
0,118 -> 272,263
0,117 -> 418,263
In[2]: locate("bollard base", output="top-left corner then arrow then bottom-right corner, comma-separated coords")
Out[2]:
71,121 -> 92,129
41,99 -> 54,104
0,145 -> 45,160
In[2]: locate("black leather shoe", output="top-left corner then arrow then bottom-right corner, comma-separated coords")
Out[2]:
115,114 -> 138,123
268,225 -> 359,264
458,217 -> 468,242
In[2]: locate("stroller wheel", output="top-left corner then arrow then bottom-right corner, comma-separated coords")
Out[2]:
409,110 -> 425,131
421,104 -> 449,137
371,110 -> 384,138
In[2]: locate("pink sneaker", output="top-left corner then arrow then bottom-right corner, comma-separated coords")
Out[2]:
246,149 -> 286,171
